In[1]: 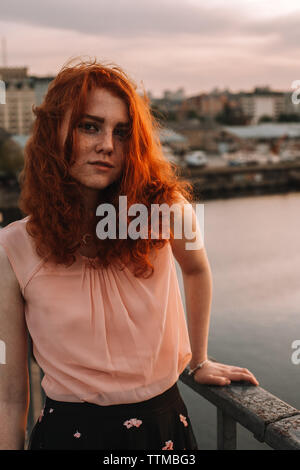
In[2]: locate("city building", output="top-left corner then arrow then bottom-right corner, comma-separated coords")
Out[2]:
179,86 -> 294,125
150,88 -> 186,120
179,92 -> 227,119
0,67 -> 53,136
282,90 -> 300,117
163,88 -> 185,102
238,87 -> 285,124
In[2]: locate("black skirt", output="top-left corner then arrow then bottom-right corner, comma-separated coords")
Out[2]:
28,381 -> 198,450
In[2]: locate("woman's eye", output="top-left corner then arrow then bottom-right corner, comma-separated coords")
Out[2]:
78,122 -> 99,133
114,128 -> 129,140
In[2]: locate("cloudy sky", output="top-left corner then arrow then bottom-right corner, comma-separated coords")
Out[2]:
1,0 -> 300,96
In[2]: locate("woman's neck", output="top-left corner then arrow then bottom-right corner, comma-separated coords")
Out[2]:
80,186 -> 101,234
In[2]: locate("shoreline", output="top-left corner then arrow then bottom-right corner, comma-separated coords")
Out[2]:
1,161 -> 300,226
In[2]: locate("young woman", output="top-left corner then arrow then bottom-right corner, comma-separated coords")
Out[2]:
0,59 -> 259,450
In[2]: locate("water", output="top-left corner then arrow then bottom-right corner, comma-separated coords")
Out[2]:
176,192 -> 300,450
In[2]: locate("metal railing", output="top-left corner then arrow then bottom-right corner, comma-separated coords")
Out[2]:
26,352 -> 300,450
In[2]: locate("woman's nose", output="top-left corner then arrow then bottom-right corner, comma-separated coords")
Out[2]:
96,129 -> 113,154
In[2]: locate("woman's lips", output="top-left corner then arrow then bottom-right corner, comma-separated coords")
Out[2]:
89,162 -> 114,171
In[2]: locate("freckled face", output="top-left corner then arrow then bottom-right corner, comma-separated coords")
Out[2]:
60,87 -> 130,191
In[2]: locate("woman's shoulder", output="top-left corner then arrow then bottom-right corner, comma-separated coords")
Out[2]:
0,216 -> 42,260
0,216 -> 30,244
0,216 -> 43,293
0,217 -> 35,260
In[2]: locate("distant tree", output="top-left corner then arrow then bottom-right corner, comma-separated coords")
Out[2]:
186,110 -> 199,120
150,104 -> 168,123
0,138 -> 24,177
277,113 -> 300,122
216,103 -> 249,125
258,115 -> 273,123
165,111 -> 178,122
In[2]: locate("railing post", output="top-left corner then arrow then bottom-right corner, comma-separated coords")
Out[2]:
217,408 -> 237,450
26,334 -> 34,437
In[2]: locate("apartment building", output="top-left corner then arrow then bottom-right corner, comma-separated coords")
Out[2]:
0,67 -> 53,136
179,86 -> 291,124
179,92 -> 227,118
239,87 -> 285,124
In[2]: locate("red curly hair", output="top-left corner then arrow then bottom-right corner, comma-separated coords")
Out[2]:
19,58 -> 194,278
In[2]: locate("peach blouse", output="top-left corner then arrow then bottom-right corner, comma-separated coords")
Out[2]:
0,217 -> 192,406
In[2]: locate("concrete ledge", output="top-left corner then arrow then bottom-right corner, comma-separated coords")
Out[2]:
179,367 -> 300,449
265,414 -> 300,450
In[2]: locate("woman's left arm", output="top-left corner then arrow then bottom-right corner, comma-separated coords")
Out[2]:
170,197 -> 259,386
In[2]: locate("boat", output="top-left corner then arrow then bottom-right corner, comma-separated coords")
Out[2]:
184,150 -> 207,167
280,149 -> 299,162
223,151 -> 247,166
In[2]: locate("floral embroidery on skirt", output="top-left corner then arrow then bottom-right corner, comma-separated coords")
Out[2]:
179,413 -> 188,427
162,440 -> 174,450
123,418 -> 143,429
